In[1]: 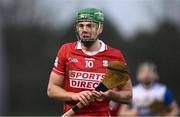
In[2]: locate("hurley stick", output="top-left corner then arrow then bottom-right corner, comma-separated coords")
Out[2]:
61,61 -> 129,117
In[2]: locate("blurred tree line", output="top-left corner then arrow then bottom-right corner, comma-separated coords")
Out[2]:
0,0 -> 180,116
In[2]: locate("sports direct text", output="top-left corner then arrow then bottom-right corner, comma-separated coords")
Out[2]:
69,70 -> 105,89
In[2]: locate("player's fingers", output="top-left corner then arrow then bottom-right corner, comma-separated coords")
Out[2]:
80,94 -> 90,105
88,91 -> 94,97
78,96 -> 87,106
99,91 -> 108,98
92,91 -> 102,98
85,91 -> 95,102
84,91 -> 92,100
91,96 -> 95,102
96,98 -> 104,102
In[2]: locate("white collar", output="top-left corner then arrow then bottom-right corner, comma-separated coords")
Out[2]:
76,40 -> 107,52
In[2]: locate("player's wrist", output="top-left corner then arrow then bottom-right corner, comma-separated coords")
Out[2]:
105,90 -> 113,99
65,92 -> 77,101
106,90 -> 122,101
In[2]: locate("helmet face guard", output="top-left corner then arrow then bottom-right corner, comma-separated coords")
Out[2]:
75,8 -> 104,47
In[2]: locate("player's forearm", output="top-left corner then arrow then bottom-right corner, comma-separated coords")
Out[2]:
119,108 -> 139,116
166,101 -> 179,116
47,85 -> 75,101
107,90 -> 132,103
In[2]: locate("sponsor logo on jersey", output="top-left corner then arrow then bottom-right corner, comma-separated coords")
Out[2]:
69,70 -> 105,89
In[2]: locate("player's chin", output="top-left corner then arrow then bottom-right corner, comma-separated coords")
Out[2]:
81,37 -> 91,40
81,38 -> 96,42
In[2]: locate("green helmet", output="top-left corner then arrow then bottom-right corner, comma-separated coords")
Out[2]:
75,8 -> 104,24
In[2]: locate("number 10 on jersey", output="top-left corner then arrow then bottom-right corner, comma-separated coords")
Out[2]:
85,60 -> 94,68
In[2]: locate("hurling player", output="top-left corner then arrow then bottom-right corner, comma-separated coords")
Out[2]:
47,8 -> 132,116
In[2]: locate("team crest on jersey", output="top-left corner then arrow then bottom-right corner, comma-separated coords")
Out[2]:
102,60 -> 109,67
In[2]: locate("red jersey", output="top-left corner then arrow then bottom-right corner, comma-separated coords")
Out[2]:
52,40 -> 127,116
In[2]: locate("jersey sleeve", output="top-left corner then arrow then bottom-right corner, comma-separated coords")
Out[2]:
117,51 -> 131,78
116,50 -> 126,63
52,44 -> 67,75
115,50 -> 132,90
164,88 -> 174,107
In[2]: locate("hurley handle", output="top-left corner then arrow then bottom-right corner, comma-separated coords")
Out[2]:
61,83 -> 109,116
61,102 -> 84,117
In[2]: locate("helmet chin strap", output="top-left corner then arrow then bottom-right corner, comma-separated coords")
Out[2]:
75,22 -> 101,48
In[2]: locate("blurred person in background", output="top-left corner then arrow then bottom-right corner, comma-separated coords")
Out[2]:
47,8 -> 132,116
119,61 -> 179,116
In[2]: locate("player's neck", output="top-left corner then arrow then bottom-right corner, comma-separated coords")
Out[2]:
142,82 -> 153,89
81,40 -> 101,52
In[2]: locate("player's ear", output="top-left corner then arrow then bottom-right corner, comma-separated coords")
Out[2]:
75,23 -> 80,33
99,24 -> 103,34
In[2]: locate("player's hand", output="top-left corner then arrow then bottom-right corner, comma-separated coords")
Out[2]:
71,91 -> 94,106
92,90 -> 110,101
